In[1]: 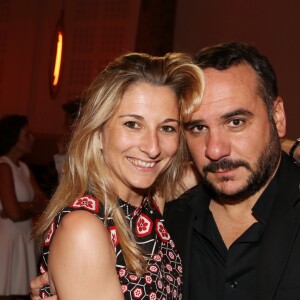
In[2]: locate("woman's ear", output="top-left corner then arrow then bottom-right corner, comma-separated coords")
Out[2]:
99,132 -> 103,150
273,96 -> 286,138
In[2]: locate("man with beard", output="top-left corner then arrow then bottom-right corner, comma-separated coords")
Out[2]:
165,42 -> 300,300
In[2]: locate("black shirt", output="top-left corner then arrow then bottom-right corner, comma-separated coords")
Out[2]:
189,174 -> 278,300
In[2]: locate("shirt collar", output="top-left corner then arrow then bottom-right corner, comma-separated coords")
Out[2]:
188,160 -> 282,224
252,169 -> 279,224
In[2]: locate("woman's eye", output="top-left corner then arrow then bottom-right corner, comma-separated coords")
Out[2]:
162,125 -> 176,132
124,121 -> 139,129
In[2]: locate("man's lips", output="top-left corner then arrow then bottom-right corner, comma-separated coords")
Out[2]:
213,168 -> 236,173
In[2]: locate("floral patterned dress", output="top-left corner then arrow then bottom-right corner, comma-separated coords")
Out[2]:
39,195 -> 183,299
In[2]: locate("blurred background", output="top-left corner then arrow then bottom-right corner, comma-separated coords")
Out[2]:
1,0 -> 299,168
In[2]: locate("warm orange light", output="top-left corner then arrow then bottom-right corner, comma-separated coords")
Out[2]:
52,31 -> 63,86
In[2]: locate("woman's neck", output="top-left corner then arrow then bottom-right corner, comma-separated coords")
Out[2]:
5,150 -> 21,166
120,190 -> 147,208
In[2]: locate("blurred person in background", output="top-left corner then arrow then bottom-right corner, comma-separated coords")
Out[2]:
53,98 -> 83,179
0,115 -> 48,300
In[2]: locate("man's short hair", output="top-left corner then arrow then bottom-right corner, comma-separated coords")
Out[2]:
194,42 -> 278,118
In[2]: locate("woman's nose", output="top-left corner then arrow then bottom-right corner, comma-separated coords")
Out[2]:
138,130 -> 161,158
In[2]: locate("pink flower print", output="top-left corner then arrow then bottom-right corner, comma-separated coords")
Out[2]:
44,221 -> 55,246
119,268 -> 126,277
39,264 -> 46,274
166,264 -> 173,272
109,226 -> 119,247
145,275 -> 153,284
129,274 -> 138,282
177,265 -> 183,274
121,285 -> 128,293
70,195 -> 99,212
157,280 -> 163,290
149,292 -> 157,300
149,265 -> 159,273
139,219 -> 147,231
136,214 -> 153,237
166,274 -> 174,282
166,285 -> 171,294
132,287 -> 144,298
155,220 -> 170,242
153,254 -> 162,262
167,250 -> 175,260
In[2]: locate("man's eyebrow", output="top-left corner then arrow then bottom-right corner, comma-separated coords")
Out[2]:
221,109 -> 254,120
183,119 -> 201,129
183,109 -> 254,129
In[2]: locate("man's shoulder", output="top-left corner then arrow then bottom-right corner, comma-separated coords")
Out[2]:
165,185 -> 202,214
279,153 -> 300,191
281,151 -> 300,174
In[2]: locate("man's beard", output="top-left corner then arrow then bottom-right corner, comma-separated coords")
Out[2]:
199,122 -> 282,203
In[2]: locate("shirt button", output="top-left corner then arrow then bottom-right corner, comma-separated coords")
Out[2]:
230,281 -> 238,288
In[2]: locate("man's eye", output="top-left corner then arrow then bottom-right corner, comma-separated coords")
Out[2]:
191,125 -> 206,133
125,121 -> 138,129
229,119 -> 244,127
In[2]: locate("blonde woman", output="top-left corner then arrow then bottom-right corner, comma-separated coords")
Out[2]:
32,52 -> 204,299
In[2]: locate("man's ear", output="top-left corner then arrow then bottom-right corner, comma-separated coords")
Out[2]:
273,96 -> 286,138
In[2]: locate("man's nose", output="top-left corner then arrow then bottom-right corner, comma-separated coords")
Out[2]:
205,129 -> 231,161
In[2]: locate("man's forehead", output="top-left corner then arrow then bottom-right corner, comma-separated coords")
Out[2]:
184,64 -> 264,123
203,64 -> 257,85
200,65 -> 259,102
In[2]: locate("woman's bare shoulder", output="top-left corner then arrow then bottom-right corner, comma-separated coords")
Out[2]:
48,210 -> 124,299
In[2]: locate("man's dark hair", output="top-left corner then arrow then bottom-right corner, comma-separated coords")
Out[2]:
194,41 -> 278,118
0,114 -> 28,155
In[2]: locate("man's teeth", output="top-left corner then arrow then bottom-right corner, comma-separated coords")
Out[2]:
128,158 -> 156,168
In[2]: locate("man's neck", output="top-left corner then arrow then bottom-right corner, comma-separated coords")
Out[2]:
209,187 -> 266,249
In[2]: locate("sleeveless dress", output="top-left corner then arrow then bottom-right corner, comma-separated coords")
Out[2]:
0,156 -> 37,295
39,195 -> 183,299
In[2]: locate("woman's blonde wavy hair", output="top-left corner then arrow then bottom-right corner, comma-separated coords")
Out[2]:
34,52 -> 204,275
